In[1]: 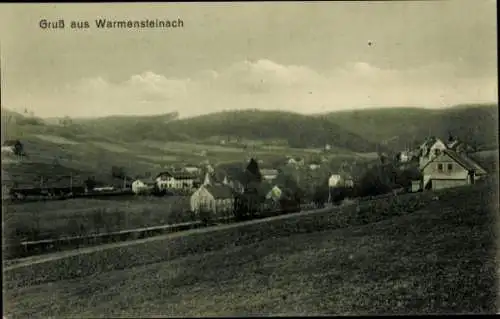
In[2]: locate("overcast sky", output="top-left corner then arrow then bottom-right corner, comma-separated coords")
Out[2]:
0,1 -> 497,118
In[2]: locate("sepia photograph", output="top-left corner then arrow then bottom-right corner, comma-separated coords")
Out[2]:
1,1 -> 498,317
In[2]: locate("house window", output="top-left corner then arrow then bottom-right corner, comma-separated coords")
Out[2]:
437,163 -> 443,172
447,163 -> 453,171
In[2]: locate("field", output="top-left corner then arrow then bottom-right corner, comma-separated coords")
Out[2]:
3,196 -> 192,243
3,181 -> 497,316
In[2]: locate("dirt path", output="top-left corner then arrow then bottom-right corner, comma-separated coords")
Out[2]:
4,206 -> 337,271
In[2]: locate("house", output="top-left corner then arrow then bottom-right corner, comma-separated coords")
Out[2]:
309,162 -> 321,170
421,149 -> 488,190
328,173 -> 354,188
222,176 -> 245,194
155,171 -> 196,190
344,176 -> 355,188
446,137 -> 475,154
418,137 -> 448,169
1,139 -> 24,155
328,174 -> 342,188
397,151 -> 412,163
265,185 -> 283,202
132,179 -> 156,194
286,156 -> 304,166
410,180 -> 422,193
190,184 -> 235,217
183,164 -> 201,174
260,169 -> 279,181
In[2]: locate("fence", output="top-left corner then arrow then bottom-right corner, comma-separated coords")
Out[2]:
3,201 -> 321,260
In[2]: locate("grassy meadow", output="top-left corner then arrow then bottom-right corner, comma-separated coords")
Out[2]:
3,196 -> 192,243
3,180 -> 497,316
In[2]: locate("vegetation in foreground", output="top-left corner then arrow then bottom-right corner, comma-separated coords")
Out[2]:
4,181 -> 497,316
3,196 -> 192,244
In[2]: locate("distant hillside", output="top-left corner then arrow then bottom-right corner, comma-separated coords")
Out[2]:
163,110 -> 384,152
70,105 -> 497,153
34,109 -> 383,153
323,103 -> 498,151
3,103 -> 497,165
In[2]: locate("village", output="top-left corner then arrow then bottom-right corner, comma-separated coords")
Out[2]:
4,132 -> 485,221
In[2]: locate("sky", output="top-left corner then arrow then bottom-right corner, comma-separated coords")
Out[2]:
0,1 -> 497,118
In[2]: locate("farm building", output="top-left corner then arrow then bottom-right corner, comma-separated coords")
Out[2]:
131,179 -> 156,194
190,184 -> 235,216
155,171 -> 197,190
260,169 -> 279,181
421,149 -> 487,190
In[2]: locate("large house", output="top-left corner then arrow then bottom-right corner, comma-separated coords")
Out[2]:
190,184 -> 235,217
418,137 -> 448,169
155,171 -> 197,190
421,149 -> 487,190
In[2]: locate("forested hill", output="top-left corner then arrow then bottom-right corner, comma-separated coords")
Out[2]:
322,103 -> 498,151
162,110 -> 384,152
3,103 -> 497,153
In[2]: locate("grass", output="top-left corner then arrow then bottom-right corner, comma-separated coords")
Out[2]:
33,134 -> 80,145
3,181 -> 497,316
3,196 -> 192,243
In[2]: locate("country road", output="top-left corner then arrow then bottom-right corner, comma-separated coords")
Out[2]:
4,205 -> 339,272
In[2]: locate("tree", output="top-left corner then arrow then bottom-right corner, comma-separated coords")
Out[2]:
111,166 -> 126,179
241,158 -> 262,190
395,166 -> 422,189
84,177 -> 97,191
354,164 -> 397,197
312,184 -> 329,207
59,116 -> 73,127
245,158 -> 262,182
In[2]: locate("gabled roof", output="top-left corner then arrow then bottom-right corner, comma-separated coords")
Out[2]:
155,171 -> 173,178
456,153 -> 487,175
421,149 -> 487,174
261,169 -> 279,176
420,136 -> 438,149
133,179 -> 156,186
204,184 -> 235,199
156,171 -> 197,180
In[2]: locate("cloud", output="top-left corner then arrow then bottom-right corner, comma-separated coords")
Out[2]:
6,59 -> 497,118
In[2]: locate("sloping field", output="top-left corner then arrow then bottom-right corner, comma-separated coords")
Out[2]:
3,196 -> 192,242
3,181 -> 497,316
34,134 -> 80,145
